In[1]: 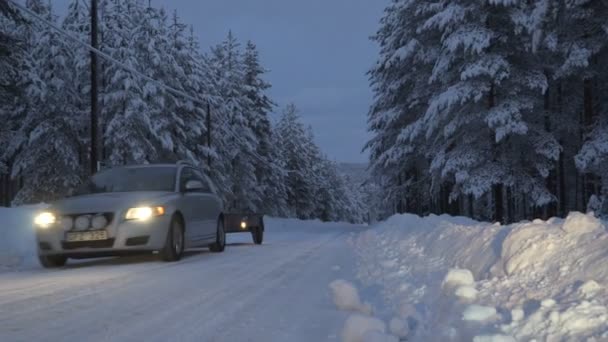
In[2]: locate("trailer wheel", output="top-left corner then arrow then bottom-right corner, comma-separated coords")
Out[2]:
252,226 -> 263,245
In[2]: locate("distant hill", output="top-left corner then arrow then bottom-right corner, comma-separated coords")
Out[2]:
337,162 -> 369,186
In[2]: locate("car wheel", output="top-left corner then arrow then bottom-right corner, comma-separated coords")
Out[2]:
209,218 -> 226,253
161,216 -> 185,262
252,226 -> 263,245
38,254 -> 67,268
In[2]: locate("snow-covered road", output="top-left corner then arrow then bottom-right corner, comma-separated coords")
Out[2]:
0,219 -> 364,342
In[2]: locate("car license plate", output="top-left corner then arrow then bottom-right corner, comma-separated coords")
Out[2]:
66,230 -> 108,242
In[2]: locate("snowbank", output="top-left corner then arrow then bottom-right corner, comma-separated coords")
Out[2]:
341,314 -> 394,342
352,212 -> 608,341
329,279 -> 372,315
0,206 -> 41,270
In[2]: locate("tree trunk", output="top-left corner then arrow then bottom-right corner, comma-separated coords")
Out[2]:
556,81 -> 567,217
397,173 -> 404,214
0,173 -> 7,207
543,77 -> 558,217
493,184 -> 503,223
505,187 -> 511,223
448,192 -> 459,216
582,78 -> 598,210
468,194 -> 474,219
488,81 -> 503,223
558,143 -> 566,216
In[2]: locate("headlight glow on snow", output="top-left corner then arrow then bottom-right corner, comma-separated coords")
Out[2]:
125,206 -> 165,221
34,212 -> 56,228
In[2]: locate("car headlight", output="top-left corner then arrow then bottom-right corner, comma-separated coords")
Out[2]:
34,212 -> 57,228
125,206 -> 165,221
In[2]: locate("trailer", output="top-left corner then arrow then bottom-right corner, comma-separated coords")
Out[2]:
223,213 -> 264,245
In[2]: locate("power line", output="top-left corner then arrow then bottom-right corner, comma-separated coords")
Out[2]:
8,0 -> 213,106
8,0 -> 281,168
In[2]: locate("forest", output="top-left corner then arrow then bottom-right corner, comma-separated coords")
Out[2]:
367,0 -> 608,223
0,0 -> 366,223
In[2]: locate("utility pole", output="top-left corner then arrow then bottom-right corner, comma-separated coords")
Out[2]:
90,0 -> 99,174
206,101 -> 212,168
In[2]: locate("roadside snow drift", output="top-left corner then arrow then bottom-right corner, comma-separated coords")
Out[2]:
0,207 -> 39,269
352,212 -> 608,341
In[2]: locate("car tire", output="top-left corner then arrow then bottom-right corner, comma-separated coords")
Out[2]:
252,226 -> 263,245
38,254 -> 67,268
209,218 -> 226,253
161,216 -> 185,262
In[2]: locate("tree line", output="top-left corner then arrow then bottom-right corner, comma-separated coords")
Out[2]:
367,0 -> 608,223
0,0 -> 366,223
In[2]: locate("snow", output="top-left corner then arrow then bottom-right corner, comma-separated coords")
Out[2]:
0,213 -> 366,341
472,334 -> 516,342
462,305 -> 497,322
0,206 -> 43,270
341,314 -> 389,342
352,212 -> 608,341
455,285 -> 479,300
329,279 -> 372,315
388,317 -> 409,338
444,268 -> 475,288
578,280 -> 602,298
4,205 -> 608,341
562,211 -> 602,234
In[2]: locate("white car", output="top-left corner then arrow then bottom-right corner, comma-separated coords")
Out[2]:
34,161 -> 226,268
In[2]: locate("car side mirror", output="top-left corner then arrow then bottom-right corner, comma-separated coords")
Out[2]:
184,180 -> 204,192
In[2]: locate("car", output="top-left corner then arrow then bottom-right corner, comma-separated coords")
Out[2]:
33,161 -> 226,268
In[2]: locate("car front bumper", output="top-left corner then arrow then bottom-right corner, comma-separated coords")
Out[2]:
36,215 -> 171,258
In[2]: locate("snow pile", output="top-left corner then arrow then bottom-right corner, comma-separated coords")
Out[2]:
0,206 -> 40,270
443,268 -> 475,287
352,212 -> 608,341
462,305 -> 497,322
329,279 -> 400,342
444,268 -> 478,301
341,314 -> 397,342
329,279 -> 372,315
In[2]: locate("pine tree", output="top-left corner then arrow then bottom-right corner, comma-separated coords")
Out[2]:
99,0 -> 157,165
242,40 -> 287,215
275,104 -> 315,218
366,0 -> 438,216
0,0 -> 25,205
368,0 -> 563,221
11,0 -> 83,203
207,32 -> 261,212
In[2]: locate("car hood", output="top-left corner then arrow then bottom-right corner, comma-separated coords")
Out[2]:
49,192 -> 172,214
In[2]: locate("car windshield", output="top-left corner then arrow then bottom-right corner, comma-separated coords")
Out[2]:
75,167 -> 176,195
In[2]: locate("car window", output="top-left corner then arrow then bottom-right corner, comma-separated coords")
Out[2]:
74,167 -> 176,195
192,169 -> 213,193
179,168 -> 195,191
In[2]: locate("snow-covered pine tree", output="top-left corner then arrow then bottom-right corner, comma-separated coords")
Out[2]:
0,0 -> 25,205
207,32 -> 262,212
560,1 -> 608,212
275,104 -> 316,219
368,0 -> 563,222
242,40 -> 287,216
11,0 -> 83,203
0,0 -> 19,104
273,104 -> 363,221
62,0 -> 91,176
99,0 -> 157,166
366,0 -> 439,216
151,9 -> 207,165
